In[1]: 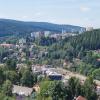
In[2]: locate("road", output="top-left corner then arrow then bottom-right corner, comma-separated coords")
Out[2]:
57,68 -> 100,86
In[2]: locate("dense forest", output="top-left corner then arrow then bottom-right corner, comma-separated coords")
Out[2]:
69,29 -> 100,50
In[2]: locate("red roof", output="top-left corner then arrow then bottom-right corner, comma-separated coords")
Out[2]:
76,96 -> 86,100
0,44 -> 13,47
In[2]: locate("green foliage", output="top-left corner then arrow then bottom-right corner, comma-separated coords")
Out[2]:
92,69 -> 100,80
83,76 -> 98,100
49,81 -> 66,100
3,71 -> 18,84
2,80 -> 13,96
20,68 -> 37,87
37,37 -> 57,46
36,81 -> 54,100
49,77 -> 97,100
0,47 -> 10,62
6,59 -> 16,70
0,67 -> 5,84
70,30 -> 100,50
40,81 -> 52,98
67,77 -> 82,98
0,93 -> 15,100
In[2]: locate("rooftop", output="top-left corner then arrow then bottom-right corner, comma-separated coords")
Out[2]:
76,96 -> 86,100
13,85 -> 33,96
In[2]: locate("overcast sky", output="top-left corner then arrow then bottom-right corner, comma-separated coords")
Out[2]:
0,0 -> 100,28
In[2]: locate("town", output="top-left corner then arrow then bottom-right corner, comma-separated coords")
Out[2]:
0,0 -> 100,100
0,27 -> 100,100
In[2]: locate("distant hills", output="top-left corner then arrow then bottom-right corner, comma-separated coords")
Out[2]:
0,19 -> 85,37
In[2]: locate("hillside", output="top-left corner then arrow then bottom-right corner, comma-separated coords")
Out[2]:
0,19 -> 85,37
69,29 -> 100,50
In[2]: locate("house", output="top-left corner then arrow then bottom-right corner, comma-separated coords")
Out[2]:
13,85 -> 33,96
0,43 -> 14,48
76,96 -> 86,100
48,72 -> 62,80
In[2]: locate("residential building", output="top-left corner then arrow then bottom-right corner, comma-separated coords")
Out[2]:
86,27 -> 93,31
44,31 -> 51,37
0,43 -> 14,48
13,85 -> 33,96
48,72 -> 62,80
19,38 -> 26,44
34,31 -> 44,38
30,32 -> 35,37
50,34 -> 61,39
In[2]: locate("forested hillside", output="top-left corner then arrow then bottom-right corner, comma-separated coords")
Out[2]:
0,19 -> 85,37
46,29 -> 100,60
69,29 -> 100,50
37,29 -> 100,79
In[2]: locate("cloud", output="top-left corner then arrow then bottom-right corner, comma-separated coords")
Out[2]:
22,16 -> 28,19
80,6 -> 91,12
34,12 -> 44,18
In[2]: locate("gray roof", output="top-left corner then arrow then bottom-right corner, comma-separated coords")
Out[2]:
13,85 -> 33,96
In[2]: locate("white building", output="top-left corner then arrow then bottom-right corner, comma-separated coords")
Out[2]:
61,33 -> 77,39
86,27 -> 93,31
50,34 -> 61,39
44,31 -> 51,37
30,32 -> 35,37
19,38 -> 26,44
13,85 -> 33,96
33,31 -> 44,38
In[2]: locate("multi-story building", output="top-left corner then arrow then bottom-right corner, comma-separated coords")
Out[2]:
30,32 -> 35,37
44,31 -> 51,37
33,31 -> 44,38
19,38 -> 26,44
86,27 -> 93,31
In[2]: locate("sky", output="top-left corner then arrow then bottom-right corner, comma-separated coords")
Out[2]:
0,0 -> 100,28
